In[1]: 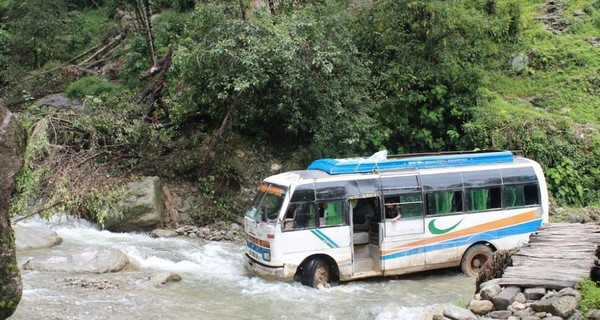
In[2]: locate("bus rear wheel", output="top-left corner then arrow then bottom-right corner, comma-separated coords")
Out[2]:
461,244 -> 493,277
301,258 -> 331,289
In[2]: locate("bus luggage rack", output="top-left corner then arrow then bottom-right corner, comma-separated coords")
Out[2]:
307,150 -> 516,175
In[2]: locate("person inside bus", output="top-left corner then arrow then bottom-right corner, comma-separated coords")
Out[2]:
385,199 -> 402,222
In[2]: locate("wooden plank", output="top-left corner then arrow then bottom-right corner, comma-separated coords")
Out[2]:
497,278 -> 577,290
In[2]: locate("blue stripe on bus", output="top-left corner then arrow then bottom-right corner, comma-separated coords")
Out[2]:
381,219 -> 542,261
312,229 -> 340,248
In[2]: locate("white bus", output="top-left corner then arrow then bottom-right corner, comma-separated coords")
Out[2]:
243,150 -> 549,288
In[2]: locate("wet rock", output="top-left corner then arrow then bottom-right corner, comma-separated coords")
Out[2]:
64,278 -> 118,290
150,228 -> 179,238
13,225 -> 63,250
105,176 -> 165,232
0,105 -> 26,319
144,272 -> 182,287
23,247 -> 130,273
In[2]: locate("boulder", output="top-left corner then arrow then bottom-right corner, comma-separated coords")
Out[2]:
144,272 -> 182,287
150,228 -> 179,238
35,93 -> 84,111
0,105 -> 26,319
531,295 -> 578,319
468,299 -> 494,315
13,225 -> 63,250
524,287 -> 546,301
104,176 -> 164,232
22,247 -> 130,273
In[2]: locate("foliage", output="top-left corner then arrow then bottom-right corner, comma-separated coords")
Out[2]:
171,2 -> 385,157
576,278 -> 600,314
65,75 -> 122,99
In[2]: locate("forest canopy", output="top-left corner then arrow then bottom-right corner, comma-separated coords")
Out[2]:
1,0 -> 599,224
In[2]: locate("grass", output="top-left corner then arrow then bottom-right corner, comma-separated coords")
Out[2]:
481,0 -> 600,127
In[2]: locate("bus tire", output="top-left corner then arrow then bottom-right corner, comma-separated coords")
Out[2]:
461,244 -> 493,277
301,258 -> 331,289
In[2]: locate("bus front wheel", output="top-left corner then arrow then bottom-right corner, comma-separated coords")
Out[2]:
301,258 -> 331,289
461,244 -> 493,277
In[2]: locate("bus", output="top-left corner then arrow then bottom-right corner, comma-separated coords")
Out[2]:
243,150 -> 549,288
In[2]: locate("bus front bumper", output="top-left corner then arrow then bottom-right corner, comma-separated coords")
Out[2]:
244,254 -> 295,281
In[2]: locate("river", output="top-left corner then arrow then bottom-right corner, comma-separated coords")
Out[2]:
9,218 -> 475,320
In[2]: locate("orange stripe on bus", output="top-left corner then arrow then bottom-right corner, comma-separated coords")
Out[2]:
380,210 -> 536,255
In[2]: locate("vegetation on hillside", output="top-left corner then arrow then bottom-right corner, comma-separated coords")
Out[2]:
1,0 -> 599,226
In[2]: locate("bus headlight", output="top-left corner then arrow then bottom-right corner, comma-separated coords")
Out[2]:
263,251 -> 271,261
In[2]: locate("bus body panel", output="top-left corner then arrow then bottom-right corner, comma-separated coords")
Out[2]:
244,151 -> 549,284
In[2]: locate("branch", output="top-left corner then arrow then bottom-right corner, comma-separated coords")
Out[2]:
11,200 -> 66,224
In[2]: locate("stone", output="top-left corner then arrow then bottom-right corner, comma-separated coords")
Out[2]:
481,283 -> 502,301
587,309 -> 600,320
524,287 -> 546,301
0,105 -> 26,319
493,286 -> 522,311
105,176 -> 165,232
489,310 -> 512,319
149,228 -> 179,238
442,304 -> 478,320
531,295 -> 578,318
35,93 -> 84,111
567,310 -> 585,320
144,272 -> 182,287
556,287 -> 582,302
22,246 -> 130,273
509,53 -> 530,73
468,299 -> 493,315
13,225 -> 63,250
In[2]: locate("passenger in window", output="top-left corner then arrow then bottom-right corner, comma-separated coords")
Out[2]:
384,200 -> 402,222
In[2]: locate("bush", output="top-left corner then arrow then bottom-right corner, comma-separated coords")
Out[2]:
65,75 -> 121,99
577,278 -> 600,314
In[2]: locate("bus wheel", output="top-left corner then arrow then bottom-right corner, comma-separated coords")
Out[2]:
461,244 -> 493,277
301,258 -> 331,289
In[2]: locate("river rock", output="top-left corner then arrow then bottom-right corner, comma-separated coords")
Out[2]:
22,247 -> 130,273
481,283 -> 502,301
468,299 -> 493,315
524,287 -> 546,300
531,295 -> 578,318
489,310 -> 512,319
13,225 -> 63,250
0,105 -> 26,319
443,304 -> 477,320
104,176 -> 164,232
493,286 -> 521,310
150,228 -> 179,238
144,272 -> 182,287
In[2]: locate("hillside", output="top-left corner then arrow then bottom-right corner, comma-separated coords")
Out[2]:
0,0 -> 598,226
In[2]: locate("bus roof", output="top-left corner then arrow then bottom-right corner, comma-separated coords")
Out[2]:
307,150 -> 515,175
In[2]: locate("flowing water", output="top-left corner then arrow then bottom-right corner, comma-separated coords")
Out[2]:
9,218 -> 475,320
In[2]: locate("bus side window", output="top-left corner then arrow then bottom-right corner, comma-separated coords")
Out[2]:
319,200 -> 345,227
426,191 -> 463,215
293,203 -> 317,229
467,187 -> 501,212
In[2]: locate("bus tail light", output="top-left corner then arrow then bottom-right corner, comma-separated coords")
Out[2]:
267,233 -> 275,239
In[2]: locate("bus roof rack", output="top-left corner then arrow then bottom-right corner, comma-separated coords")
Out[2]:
307,150 -> 514,175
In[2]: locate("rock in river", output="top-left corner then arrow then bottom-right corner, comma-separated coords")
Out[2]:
23,246 -> 131,273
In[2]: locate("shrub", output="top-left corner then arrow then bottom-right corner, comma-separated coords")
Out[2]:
65,75 -> 121,99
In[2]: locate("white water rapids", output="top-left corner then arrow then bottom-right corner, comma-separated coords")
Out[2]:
9,218 -> 475,320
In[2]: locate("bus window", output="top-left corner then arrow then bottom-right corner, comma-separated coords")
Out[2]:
318,200 -> 345,227
284,203 -> 317,230
504,185 -> 525,208
466,187 -> 501,212
426,191 -> 463,215
421,173 -> 463,191
524,184 -> 540,205
462,170 -> 502,188
383,193 -> 423,219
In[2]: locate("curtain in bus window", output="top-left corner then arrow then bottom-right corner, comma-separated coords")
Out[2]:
504,185 -> 525,208
469,189 -> 489,211
427,191 -> 460,215
322,200 -> 344,226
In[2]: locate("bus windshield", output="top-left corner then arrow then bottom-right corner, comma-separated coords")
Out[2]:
245,182 -> 286,222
